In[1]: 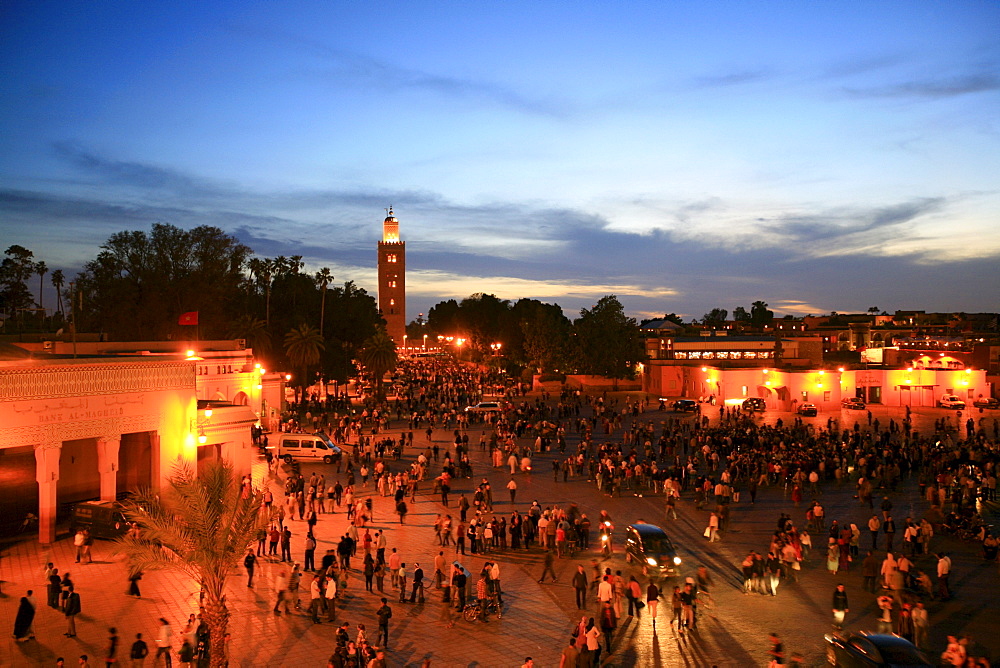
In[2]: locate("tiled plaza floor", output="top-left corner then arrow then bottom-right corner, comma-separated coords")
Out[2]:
3,399 -> 999,667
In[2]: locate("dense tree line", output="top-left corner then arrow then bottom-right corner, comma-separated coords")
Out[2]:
1,225 -> 384,388
412,293 -> 643,380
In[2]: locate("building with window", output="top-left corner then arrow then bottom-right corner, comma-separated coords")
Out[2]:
377,207 -> 407,347
0,340 -> 282,543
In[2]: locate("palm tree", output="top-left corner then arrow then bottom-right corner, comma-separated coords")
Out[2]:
51,269 -> 65,316
315,268 -> 333,336
116,461 -> 266,668
35,261 -> 47,312
228,314 -> 271,357
284,323 -> 325,400
359,330 -> 398,398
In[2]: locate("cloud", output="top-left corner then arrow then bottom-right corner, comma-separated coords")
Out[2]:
52,141 -> 229,198
235,26 -> 566,117
842,71 -> 1000,99
691,69 -> 773,89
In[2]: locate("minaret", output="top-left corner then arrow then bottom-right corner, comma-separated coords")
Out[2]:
377,207 -> 406,347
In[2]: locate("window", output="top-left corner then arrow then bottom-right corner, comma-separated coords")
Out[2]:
690,352 -> 701,359
731,352 -> 742,359
716,352 -> 729,359
386,254 -> 397,263
741,386 -> 748,397
389,299 -> 395,306
284,440 -> 299,449
702,352 -> 714,359
801,391 -> 809,401
744,352 -> 757,359
389,280 -> 396,288
675,352 -> 688,359
824,391 -> 831,402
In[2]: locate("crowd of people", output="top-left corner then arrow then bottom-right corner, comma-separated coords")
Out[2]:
11,355 -> 1000,666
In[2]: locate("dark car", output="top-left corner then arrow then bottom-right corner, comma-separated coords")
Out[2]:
624,522 -> 682,577
842,397 -> 866,410
824,631 -> 933,667
797,403 -> 818,416
672,399 -> 698,412
973,396 -> 999,409
742,397 -> 766,412
70,500 -> 129,540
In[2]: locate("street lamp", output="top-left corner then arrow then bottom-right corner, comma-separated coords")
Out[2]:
422,334 -> 428,350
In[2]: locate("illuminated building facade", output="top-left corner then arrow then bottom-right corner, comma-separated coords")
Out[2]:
0,340 -> 283,543
376,207 -> 406,346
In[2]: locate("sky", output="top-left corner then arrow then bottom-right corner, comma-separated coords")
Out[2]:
2,1 -> 999,323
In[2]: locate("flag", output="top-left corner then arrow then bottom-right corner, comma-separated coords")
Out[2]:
178,311 -> 199,326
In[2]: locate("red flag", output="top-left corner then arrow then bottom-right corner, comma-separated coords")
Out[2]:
178,311 -> 199,326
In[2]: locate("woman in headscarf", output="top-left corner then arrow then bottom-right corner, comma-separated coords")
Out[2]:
13,590 -> 36,642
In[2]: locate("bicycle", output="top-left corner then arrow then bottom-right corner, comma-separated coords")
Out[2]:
463,597 -> 503,621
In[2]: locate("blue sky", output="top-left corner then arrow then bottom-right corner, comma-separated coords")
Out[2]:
2,1 -> 998,322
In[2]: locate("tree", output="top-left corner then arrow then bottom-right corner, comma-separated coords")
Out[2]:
573,295 -> 642,379
518,299 -> 573,373
867,306 -> 880,316
50,269 -> 65,316
76,224 -> 252,340
702,307 -> 728,328
35,261 -> 47,312
358,330 -> 399,398
116,461 -> 266,668
284,324 -> 325,397
228,315 -> 271,358
315,268 -> 333,336
733,306 -> 750,322
750,300 -> 774,328
662,313 -> 685,326
0,245 -> 37,320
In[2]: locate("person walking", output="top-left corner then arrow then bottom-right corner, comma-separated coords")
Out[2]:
127,570 -> 142,598
599,600 -> 617,655
911,602 -> 929,649
572,565 -> 588,610
706,512 -> 720,542
507,479 -> 517,504
104,627 -> 119,667
376,598 -> 392,648
832,584 -> 849,630
129,633 -> 149,667
154,618 -> 173,667
936,552 -> 951,600
626,576 -> 643,618
243,551 -> 256,587
538,551 -> 557,583
13,589 -> 36,642
64,589 -> 81,637
646,580 -> 660,628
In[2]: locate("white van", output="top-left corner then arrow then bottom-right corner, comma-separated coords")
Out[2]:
267,432 -> 342,464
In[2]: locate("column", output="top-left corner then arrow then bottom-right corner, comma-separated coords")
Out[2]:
149,433 -> 162,493
97,436 -> 122,502
34,442 -> 62,545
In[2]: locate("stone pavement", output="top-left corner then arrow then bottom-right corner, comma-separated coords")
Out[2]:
2,397 -> 999,667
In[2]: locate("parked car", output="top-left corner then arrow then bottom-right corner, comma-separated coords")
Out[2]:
672,399 -> 698,412
464,401 -> 502,413
938,394 -> 966,409
824,631 -> 933,667
742,397 -> 766,412
266,432 -> 342,464
841,397 -> 866,410
797,403 -> 818,416
624,522 -> 682,577
973,396 -> 999,409
70,500 -> 129,540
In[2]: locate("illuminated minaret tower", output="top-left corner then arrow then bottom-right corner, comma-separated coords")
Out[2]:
377,207 -> 406,347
